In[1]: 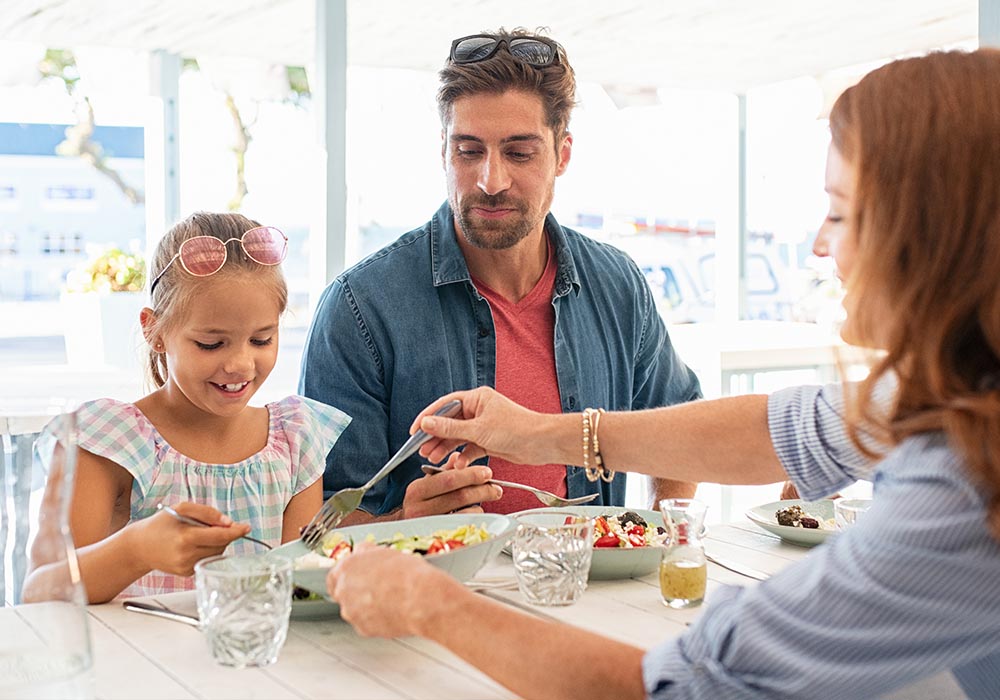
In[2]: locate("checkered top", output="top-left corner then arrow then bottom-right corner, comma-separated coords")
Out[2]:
39,395 -> 350,598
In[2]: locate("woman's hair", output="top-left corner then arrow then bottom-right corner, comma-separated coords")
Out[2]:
145,211 -> 288,387
437,27 -> 577,149
829,49 -> 1000,537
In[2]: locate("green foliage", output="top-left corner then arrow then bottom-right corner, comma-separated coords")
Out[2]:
39,48 -> 79,89
286,65 -> 311,102
65,246 -> 147,294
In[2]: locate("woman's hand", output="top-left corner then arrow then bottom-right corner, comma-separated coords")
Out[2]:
410,387 -> 551,467
128,502 -> 251,576
327,542 -> 459,638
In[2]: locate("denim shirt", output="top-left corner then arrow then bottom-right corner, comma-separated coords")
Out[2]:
299,202 -> 701,514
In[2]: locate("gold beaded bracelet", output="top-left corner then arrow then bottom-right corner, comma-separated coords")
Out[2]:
582,407 -> 615,483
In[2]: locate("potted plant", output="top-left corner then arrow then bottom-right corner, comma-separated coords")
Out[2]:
61,244 -> 147,369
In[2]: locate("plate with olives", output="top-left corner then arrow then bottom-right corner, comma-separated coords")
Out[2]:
745,499 -> 837,547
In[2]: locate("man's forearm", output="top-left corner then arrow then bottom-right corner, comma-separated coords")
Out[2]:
649,477 -> 698,508
419,584 -> 646,700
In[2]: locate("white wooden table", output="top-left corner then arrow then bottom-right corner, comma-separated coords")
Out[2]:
2,523 -> 966,699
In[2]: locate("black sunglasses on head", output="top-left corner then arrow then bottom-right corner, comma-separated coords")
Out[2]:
449,34 -> 560,67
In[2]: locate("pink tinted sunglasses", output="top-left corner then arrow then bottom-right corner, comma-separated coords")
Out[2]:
149,226 -> 288,294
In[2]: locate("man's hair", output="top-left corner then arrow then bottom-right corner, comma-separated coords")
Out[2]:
145,211 -> 288,387
829,49 -> 1000,537
437,27 -> 577,145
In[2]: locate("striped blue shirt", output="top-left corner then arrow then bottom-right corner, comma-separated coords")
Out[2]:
643,384 -> 1000,699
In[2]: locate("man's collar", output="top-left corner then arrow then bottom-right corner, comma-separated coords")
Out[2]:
430,202 -> 581,296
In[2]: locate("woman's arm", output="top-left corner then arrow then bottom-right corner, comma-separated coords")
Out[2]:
414,388 -> 786,486
328,545 -> 646,700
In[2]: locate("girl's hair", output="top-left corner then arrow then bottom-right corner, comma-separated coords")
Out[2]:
145,211 -> 289,387
437,27 -> 577,150
829,49 -> 1000,537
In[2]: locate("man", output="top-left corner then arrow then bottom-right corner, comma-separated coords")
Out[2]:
299,28 -> 701,522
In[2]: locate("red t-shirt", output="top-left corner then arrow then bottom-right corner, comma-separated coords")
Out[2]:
473,244 -> 567,514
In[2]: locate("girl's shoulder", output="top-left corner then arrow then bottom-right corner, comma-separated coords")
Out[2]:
267,395 -> 352,455
75,397 -> 155,438
74,397 -> 159,465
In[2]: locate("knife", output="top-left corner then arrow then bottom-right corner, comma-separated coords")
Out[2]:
122,599 -> 200,626
705,554 -> 770,582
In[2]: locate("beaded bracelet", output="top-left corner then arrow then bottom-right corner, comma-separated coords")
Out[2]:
582,407 -> 615,483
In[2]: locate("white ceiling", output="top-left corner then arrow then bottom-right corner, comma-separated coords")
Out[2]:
0,0 -> 981,92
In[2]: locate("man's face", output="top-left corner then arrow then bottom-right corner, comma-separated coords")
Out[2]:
443,90 -> 571,250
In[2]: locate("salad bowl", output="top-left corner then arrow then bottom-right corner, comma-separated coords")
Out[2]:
272,512 -> 517,600
508,505 -> 668,580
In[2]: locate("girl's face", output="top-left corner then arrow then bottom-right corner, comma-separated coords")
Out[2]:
157,275 -> 281,418
816,143 -> 865,346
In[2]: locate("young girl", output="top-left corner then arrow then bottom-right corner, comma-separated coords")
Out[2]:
27,211 -> 349,604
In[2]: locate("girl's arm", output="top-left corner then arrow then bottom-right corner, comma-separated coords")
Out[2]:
281,478 -> 323,543
24,449 -> 251,604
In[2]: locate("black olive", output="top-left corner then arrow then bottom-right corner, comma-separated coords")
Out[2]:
618,511 -> 647,528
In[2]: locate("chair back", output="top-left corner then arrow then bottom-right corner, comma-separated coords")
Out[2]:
1,414 -> 52,605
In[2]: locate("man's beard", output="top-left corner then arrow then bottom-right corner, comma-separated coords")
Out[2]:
455,195 -> 534,250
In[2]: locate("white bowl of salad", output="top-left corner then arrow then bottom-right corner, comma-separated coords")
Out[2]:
273,512 -> 517,599
508,506 -> 669,580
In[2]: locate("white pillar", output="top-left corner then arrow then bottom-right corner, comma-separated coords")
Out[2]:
982,0 -> 1000,46
311,0 -> 348,306
146,50 -> 181,248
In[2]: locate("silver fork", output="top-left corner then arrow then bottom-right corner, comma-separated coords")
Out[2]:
420,465 -> 599,507
300,399 -> 463,550
155,503 -> 273,551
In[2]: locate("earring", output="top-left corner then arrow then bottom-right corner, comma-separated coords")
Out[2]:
153,342 -> 164,352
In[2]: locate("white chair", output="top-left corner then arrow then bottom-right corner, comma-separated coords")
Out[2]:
1,414 -> 52,606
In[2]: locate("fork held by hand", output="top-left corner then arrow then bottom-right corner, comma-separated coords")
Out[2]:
155,503 -> 273,551
420,465 -> 599,507
300,400 -> 464,550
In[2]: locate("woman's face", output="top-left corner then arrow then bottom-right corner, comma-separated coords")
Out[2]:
816,143 -> 867,346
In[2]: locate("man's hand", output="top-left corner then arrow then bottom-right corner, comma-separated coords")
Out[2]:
401,454 -> 502,518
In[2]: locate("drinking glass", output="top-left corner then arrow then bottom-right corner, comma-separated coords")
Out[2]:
659,498 -> 708,609
511,514 -> 594,606
194,554 -> 293,668
3,411 -> 95,700
834,498 -> 872,530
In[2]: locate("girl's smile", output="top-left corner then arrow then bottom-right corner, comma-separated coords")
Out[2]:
155,275 -> 282,420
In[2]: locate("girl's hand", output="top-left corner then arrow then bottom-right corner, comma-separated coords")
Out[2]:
410,387 -> 546,467
129,502 -> 252,576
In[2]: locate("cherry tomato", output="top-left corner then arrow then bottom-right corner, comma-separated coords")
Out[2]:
445,539 -> 465,550
594,534 -> 620,548
426,539 -> 446,555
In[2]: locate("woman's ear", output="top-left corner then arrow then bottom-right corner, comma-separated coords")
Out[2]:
139,307 -> 160,349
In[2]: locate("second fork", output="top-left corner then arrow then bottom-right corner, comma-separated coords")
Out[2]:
419,465 -> 599,507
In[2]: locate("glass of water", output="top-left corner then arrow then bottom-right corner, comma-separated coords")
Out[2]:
194,554 -> 293,668
511,513 -> 594,606
834,498 -> 872,530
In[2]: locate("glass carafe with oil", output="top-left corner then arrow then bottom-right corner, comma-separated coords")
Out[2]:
658,498 -> 708,609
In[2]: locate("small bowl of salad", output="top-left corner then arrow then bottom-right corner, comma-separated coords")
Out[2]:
272,512 -> 518,601
508,506 -> 670,580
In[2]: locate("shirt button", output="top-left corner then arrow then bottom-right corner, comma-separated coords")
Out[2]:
478,327 -> 490,338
